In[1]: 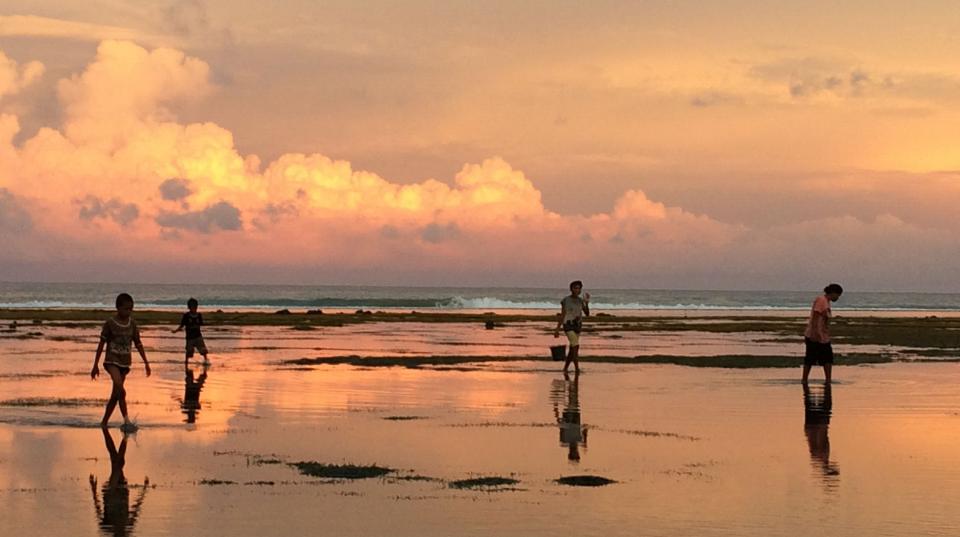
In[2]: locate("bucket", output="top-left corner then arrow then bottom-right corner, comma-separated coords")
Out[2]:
550,345 -> 567,361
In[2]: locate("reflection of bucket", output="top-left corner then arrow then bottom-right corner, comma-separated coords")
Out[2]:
550,345 -> 567,361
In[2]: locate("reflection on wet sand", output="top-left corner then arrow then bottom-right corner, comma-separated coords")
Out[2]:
803,382 -> 839,487
551,372 -> 587,462
90,428 -> 149,536
181,364 -> 209,425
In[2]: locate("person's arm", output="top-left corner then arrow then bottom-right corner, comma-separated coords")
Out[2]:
172,314 -> 185,333
813,298 -> 830,342
133,323 -> 151,377
89,474 -> 103,519
554,302 -> 564,337
128,476 -> 150,527
818,309 -> 831,342
582,292 -> 591,317
92,340 -> 105,379
92,324 -> 108,379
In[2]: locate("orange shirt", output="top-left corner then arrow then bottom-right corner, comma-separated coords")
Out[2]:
804,295 -> 831,343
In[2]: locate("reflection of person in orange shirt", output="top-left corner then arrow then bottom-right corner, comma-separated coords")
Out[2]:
554,371 -> 587,462
803,284 -> 843,383
181,363 -> 209,425
90,428 -> 149,537
804,382 -> 839,486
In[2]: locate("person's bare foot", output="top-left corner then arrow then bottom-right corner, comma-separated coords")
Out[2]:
120,421 -> 139,434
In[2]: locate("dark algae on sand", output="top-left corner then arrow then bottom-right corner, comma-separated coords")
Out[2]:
291,462 -> 394,479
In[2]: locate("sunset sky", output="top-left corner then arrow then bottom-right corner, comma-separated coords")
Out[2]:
1,1 -> 959,290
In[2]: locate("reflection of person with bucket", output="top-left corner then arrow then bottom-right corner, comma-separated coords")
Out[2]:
553,280 -> 590,374
558,371 -> 587,462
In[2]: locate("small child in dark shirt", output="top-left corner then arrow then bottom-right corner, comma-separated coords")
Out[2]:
172,297 -> 209,365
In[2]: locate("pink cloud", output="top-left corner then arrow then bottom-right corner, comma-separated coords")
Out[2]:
1,40 -> 959,289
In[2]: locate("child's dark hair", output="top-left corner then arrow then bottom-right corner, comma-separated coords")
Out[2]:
187,297 -> 199,309
569,280 -> 583,291
824,283 -> 843,295
115,293 -> 134,309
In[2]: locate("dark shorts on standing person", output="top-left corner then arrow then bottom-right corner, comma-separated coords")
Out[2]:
186,336 -> 208,358
563,319 -> 582,347
804,337 -> 834,366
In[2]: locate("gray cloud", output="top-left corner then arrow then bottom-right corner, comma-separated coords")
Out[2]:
161,0 -> 235,47
262,201 -> 297,220
159,178 -> 193,201
690,90 -> 742,108
76,196 -> 139,224
420,222 -> 460,243
252,201 -> 298,230
748,57 -> 917,101
156,200 -> 242,233
0,188 -> 32,232
380,225 -> 400,239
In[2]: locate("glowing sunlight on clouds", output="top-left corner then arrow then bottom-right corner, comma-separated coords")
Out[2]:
1,40 -> 959,290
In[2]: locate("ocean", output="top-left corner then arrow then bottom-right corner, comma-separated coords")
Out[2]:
0,282 -> 957,311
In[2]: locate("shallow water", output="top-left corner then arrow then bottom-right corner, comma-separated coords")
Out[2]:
2,323 -> 960,536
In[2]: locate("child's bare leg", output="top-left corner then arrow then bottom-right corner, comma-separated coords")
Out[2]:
101,368 -> 119,426
104,365 -> 129,424
118,381 -> 129,422
823,364 -> 832,384
101,396 -> 116,427
801,364 -> 812,383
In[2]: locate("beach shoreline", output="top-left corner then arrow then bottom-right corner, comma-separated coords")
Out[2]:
2,309 -> 958,368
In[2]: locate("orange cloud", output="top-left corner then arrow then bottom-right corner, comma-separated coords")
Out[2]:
0,15 -> 167,45
0,50 -> 43,102
2,40 -> 959,289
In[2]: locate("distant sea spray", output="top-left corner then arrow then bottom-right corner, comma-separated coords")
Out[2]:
1,283 -> 959,311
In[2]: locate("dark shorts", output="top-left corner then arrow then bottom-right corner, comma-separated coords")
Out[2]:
804,337 -> 834,366
103,363 -> 130,377
186,336 -> 208,358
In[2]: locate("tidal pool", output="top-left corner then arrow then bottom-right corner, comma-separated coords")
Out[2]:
1,322 -> 959,536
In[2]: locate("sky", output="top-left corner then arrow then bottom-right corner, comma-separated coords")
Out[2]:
1,1 -> 959,290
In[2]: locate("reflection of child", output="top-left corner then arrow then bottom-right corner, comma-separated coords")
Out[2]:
90,427 -> 149,536
91,293 -> 151,430
553,281 -> 590,374
173,297 -> 208,365
181,364 -> 209,424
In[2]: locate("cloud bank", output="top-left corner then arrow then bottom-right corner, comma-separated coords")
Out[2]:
1,40 -> 958,290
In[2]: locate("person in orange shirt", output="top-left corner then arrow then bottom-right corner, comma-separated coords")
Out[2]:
802,283 -> 843,383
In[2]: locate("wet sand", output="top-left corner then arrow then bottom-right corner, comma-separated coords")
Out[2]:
1,314 -> 960,536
